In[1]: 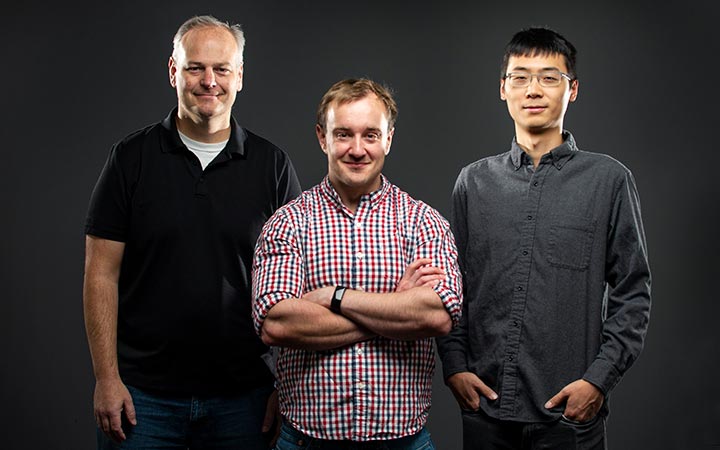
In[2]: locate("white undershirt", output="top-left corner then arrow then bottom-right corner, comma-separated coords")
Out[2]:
178,131 -> 228,170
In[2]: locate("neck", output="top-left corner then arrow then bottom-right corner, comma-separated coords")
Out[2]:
175,111 -> 231,143
330,177 -> 382,214
515,126 -> 564,167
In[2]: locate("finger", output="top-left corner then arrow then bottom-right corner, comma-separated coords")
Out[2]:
475,380 -> 498,401
262,404 -> 274,433
100,413 -> 110,433
418,274 -> 445,285
545,390 -> 567,409
262,390 -> 278,432
408,258 -> 433,270
416,266 -> 444,275
109,410 -> 127,442
124,396 -> 137,426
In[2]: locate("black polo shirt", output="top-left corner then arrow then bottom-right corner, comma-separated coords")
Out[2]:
85,109 -> 301,395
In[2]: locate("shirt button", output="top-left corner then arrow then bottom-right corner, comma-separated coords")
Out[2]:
357,382 -> 366,389
356,348 -> 364,355
513,320 -> 519,327
533,181 -> 538,187
527,215 -> 533,220
516,286 -> 523,291
508,355 -> 514,362
356,251 -> 364,260
522,250 -> 528,256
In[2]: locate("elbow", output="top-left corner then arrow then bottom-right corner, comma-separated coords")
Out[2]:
425,311 -> 453,337
260,318 -> 285,347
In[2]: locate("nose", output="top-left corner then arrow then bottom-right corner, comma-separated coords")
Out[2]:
348,136 -> 365,158
525,76 -> 543,97
200,68 -> 217,88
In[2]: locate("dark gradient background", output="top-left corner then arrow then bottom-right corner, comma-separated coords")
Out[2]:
3,1 -> 718,449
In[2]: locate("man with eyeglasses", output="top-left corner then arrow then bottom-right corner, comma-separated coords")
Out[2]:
437,27 -> 651,449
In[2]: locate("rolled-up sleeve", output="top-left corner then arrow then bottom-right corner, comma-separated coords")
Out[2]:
251,208 -> 305,336
417,205 -> 463,327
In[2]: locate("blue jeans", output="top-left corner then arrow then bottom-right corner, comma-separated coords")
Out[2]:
461,408 -> 606,450
273,422 -> 435,450
97,384 -> 274,450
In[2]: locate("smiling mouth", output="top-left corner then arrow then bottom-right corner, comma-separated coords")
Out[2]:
343,161 -> 369,169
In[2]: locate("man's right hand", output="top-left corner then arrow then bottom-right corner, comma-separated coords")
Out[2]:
94,378 -> 137,443
447,371 -> 498,411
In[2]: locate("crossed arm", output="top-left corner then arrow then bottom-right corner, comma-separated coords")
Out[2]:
260,259 -> 452,351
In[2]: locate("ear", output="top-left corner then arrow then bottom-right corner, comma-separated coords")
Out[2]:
316,124 -> 328,154
168,56 -> 177,88
236,63 -> 244,92
500,78 -> 507,101
384,127 -> 395,155
569,79 -> 579,103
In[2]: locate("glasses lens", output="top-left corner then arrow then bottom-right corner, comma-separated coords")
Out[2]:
508,72 -> 530,87
538,71 -> 562,86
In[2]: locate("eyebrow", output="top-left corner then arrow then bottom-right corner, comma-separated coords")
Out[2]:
510,66 -> 561,72
332,127 -> 383,133
185,61 -> 234,68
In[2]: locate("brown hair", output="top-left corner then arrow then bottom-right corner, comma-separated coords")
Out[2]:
316,78 -> 398,131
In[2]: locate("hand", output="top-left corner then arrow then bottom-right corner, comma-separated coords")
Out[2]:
396,258 -> 446,292
302,286 -> 336,309
94,378 -> 137,443
447,372 -> 498,411
545,379 -> 604,423
262,389 -> 281,447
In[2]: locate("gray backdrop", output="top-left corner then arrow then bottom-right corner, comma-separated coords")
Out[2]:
3,0 -> 718,449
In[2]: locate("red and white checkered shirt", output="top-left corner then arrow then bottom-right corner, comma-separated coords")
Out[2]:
252,176 -> 462,441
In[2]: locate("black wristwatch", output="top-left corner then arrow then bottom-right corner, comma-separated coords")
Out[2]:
331,286 -> 347,314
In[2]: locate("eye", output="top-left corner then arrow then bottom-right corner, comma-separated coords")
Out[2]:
365,132 -> 380,141
215,67 -> 231,75
187,66 -> 203,73
334,131 -> 350,140
511,73 -> 528,82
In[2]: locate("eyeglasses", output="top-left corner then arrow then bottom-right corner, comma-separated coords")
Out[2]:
504,70 -> 573,88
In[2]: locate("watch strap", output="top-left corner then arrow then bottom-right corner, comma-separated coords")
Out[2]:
331,286 -> 347,314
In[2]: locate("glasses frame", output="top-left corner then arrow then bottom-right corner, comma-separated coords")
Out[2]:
503,70 -> 574,88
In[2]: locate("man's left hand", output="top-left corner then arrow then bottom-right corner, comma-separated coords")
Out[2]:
544,379 -> 604,423
302,286 -> 336,308
262,389 -> 281,447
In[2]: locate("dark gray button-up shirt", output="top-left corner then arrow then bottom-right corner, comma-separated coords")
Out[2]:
437,132 -> 651,422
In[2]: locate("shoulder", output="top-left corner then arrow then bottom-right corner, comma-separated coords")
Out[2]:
458,151 -> 510,177
264,183 -> 320,227
574,149 -> 635,178
388,183 -> 450,229
242,128 -> 294,165
105,122 -> 163,167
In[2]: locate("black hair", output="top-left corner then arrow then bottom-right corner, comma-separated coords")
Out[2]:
500,27 -> 577,80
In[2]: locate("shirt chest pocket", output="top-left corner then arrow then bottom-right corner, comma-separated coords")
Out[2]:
546,214 -> 596,271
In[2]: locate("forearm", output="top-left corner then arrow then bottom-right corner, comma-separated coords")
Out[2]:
83,275 -> 121,381
261,299 -> 375,350
83,236 -> 125,382
340,286 -> 452,340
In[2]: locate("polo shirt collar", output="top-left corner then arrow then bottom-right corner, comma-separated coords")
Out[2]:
160,108 -> 247,156
510,131 -> 578,170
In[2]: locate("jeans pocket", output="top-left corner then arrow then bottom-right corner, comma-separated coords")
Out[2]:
560,413 -> 600,428
275,424 -> 313,450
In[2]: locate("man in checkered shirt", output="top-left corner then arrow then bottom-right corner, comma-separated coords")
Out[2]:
252,78 -> 463,449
